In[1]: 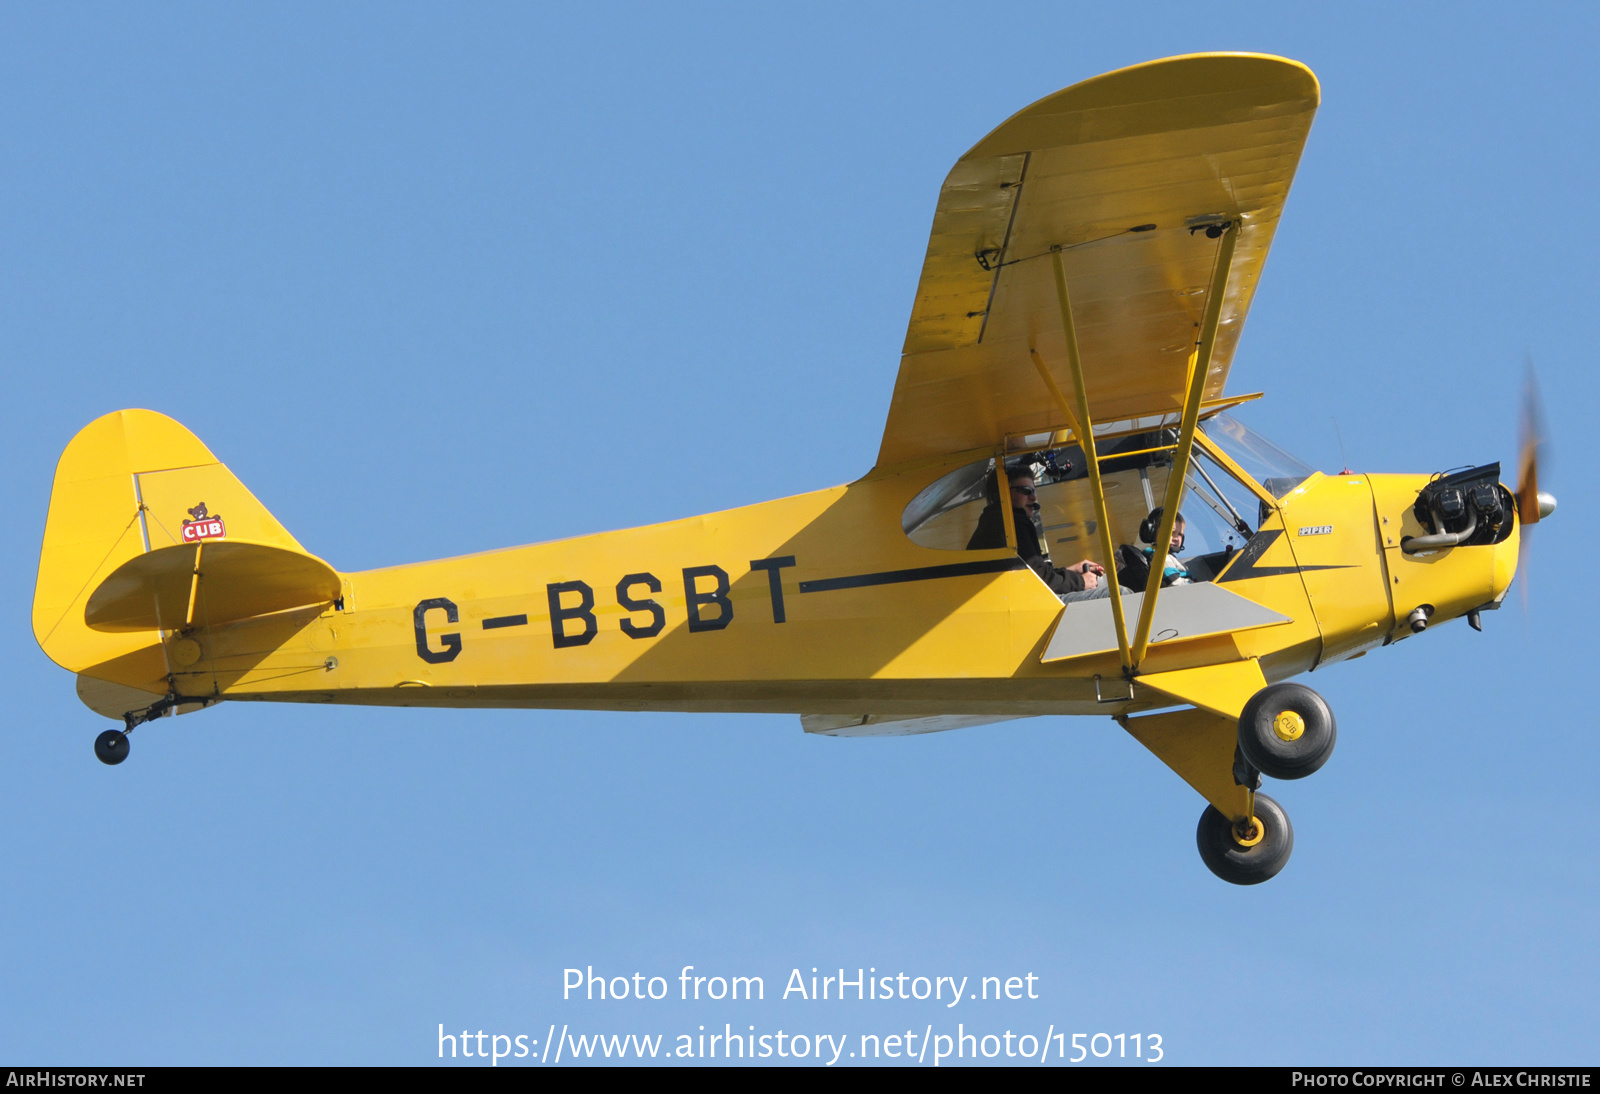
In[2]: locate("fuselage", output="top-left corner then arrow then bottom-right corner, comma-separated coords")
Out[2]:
174,460 -> 1517,720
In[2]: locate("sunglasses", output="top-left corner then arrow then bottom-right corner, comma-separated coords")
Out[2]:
1011,484 -> 1037,497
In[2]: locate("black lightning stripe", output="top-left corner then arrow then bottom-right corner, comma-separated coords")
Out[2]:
799,557 -> 1028,594
1217,529 -> 1352,583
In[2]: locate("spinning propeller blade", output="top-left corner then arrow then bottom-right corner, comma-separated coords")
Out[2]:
1515,362 -> 1554,526
1513,362 -> 1555,607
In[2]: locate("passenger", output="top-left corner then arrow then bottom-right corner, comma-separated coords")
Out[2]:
1116,507 -> 1192,590
967,465 -> 1109,601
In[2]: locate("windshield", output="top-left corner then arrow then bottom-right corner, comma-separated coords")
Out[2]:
1200,412 -> 1317,499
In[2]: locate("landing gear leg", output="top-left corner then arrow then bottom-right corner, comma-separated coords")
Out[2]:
94,694 -> 183,766
1196,792 -> 1294,885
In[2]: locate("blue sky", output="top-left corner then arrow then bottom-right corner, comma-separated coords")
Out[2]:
2,2 -> 1596,1066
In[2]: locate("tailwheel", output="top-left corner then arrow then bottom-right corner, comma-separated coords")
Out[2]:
94,694 -> 182,766
94,729 -> 130,766
1238,682 -> 1336,780
1196,793 -> 1293,885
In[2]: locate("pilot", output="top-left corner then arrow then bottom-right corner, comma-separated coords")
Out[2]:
967,464 -> 1108,600
1116,507 -> 1192,590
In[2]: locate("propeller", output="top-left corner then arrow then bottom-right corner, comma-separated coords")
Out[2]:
1513,362 -> 1555,606
1515,362 -> 1555,526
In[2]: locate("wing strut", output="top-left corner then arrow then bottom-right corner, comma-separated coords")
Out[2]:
1130,223 -> 1239,668
185,541 -> 204,627
1034,249 -> 1133,675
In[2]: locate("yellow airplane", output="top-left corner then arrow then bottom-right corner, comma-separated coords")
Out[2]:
32,53 -> 1555,884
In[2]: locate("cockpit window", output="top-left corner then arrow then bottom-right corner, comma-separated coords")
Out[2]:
1201,413 -> 1317,499
901,459 -> 995,549
903,429 -> 1264,582
903,445 -> 1096,552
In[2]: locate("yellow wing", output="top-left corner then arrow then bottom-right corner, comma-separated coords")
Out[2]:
878,53 -> 1318,468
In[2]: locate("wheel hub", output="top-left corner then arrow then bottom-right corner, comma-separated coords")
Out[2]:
1272,710 -> 1306,742
1232,816 -> 1265,847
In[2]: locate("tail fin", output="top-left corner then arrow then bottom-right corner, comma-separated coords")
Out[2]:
33,410 -> 335,695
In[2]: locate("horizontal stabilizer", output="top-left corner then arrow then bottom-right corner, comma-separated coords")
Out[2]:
76,674 -> 211,721
86,541 -> 340,632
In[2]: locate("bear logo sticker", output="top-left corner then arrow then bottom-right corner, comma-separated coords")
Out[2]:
181,501 -> 226,543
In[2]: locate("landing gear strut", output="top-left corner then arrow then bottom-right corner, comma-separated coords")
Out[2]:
1196,792 -> 1294,885
93,694 -> 185,766
1191,683 -> 1333,881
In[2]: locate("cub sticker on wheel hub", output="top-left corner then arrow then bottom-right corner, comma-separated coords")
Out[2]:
180,502 -> 226,543
1273,710 -> 1306,741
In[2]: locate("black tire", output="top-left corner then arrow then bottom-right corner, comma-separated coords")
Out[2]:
94,729 -> 129,766
1196,793 -> 1293,885
1237,682 -> 1336,780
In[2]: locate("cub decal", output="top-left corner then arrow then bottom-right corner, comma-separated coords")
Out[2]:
180,502 -> 226,543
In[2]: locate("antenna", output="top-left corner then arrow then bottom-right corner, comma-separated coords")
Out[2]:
1332,417 -> 1350,475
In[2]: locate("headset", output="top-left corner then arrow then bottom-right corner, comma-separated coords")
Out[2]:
1139,507 -> 1186,551
993,460 -> 1045,513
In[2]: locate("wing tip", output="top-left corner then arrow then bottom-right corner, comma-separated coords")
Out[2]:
962,52 -> 1320,162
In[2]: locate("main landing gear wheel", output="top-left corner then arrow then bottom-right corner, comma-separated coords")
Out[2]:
1238,682 -> 1336,780
1196,793 -> 1293,885
94,729 -> 130,766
